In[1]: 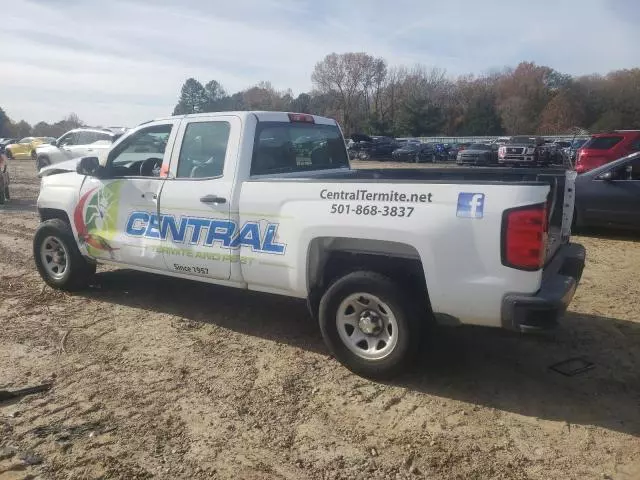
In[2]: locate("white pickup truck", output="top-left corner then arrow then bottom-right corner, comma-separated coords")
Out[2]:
34,111 -> 585,378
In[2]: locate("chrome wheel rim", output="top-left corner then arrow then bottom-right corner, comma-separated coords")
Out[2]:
40,236 -> 69,280
336,293 -> 398,360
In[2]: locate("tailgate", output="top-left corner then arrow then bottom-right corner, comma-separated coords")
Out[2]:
537,170 -> 577,262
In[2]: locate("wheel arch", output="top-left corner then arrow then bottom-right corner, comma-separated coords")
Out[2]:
305,236 -> 432,319
39,208 -> 71,225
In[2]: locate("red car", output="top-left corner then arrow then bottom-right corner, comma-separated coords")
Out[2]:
575,130 -> 640,173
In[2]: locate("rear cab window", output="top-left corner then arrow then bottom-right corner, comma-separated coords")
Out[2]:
584,136 -> 623,150
251,121 -> 349,175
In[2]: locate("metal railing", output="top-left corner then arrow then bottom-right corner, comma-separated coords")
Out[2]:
397,135 -> 590,144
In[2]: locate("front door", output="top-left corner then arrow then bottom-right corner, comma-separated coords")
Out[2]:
57,132 -> 81,160
158,115 -> 241,281
584,157 -> 640,227
75,121 -> 181,271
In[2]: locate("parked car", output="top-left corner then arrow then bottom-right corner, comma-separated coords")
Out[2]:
35,128 -> 122,171
34,111 -> 585,378
4,137 -> 48,160
447,143 -> 462,160
547,141 -> 571,165
498,136 -> 550,166
391,142 -> 436,162
574,152 -> 640,230
0,144 -> 10,204
348,134 -> 398,161
456,143 -> 498,165
575,130 -> 640,173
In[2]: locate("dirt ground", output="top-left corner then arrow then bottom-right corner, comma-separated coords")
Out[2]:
1,160 -> 639,480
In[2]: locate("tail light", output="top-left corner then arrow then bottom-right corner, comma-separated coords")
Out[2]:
501,204 -> 548,270
575,150 -> 586,173
288,113 -> 315,123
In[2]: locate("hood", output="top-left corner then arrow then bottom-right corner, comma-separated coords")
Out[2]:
38,158 -> 80,177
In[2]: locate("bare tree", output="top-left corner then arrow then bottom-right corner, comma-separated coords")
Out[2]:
312,52 -> 387,134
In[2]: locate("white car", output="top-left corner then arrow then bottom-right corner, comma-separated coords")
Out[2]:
34,111 -> 585,378
34,128 -> 123,171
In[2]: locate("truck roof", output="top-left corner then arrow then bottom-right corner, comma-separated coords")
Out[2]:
148,111 -> 338,126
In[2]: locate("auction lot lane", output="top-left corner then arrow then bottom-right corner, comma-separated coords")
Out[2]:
1,159 -> 639,479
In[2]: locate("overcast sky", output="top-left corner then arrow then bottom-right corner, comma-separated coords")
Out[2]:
2,0 -> 638,128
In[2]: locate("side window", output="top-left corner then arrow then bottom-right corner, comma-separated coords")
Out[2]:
176,121 -> 230,179
58,133 -> 76,146
107,124 -> 173,177
611,159 -> 640,181
630,139 -> 640,152
95,132 -> 113,143
75,131 -> 95,145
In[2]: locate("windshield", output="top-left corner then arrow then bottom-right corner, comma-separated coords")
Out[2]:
251,121 -> 349,175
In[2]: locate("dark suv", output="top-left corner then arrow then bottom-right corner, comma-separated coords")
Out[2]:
576,130 -> 640,173
348,134 -> 398,161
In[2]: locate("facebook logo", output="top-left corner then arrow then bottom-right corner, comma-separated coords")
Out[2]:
457,193 -> 485,218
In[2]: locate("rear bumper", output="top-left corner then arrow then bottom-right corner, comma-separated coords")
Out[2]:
501,243 -> 586,332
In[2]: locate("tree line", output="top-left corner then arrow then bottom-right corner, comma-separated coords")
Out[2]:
173,53 -> 640,137
0,109 -> 85,139
3,53 -> 638,140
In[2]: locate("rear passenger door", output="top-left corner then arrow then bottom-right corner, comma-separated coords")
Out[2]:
158,115 -> 241,281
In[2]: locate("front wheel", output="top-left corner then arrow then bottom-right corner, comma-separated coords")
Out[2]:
33,219 -> 96,291
36,156 -> 50,171
318,271 -> 421,379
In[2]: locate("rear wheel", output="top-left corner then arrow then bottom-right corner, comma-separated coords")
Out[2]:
31,150 -> 37,161
33,219 -> 96,291
318,271 -> 422,379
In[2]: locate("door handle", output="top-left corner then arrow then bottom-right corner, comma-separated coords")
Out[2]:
200,194 -> 226,204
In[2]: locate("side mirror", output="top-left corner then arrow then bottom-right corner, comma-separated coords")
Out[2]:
50,139 -> 57,146
598,171 -> 613,181
76,156 -> 101,177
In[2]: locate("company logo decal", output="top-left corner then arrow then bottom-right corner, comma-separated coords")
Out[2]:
73,181 -> 124,257
456,193 -> 485,219
125,211 -> 286,255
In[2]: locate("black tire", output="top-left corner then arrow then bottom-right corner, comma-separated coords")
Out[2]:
31,150 -> 36,161
318,271 -> 422,379
33,219 -> 96,291
36,156 -> 50,171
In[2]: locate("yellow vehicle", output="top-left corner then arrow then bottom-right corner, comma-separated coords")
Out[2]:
5,137 -> 50,160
